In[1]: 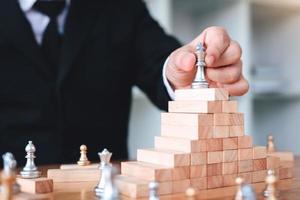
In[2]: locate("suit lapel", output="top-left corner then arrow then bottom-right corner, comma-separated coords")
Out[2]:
57,0 -> 108,84
2,0 -> 51,80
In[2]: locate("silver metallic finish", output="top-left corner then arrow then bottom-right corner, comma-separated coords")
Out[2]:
95,149 -> 113,197
192,43 -> 209,89
0,152 -> 21,194
98,165 -> 119,200
20,141 -> 41,179
149,182 -> 159,200
263,169 -> 279,198
241,184 -> 256,200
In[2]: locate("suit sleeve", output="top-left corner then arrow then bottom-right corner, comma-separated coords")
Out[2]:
132,0 -> 181,110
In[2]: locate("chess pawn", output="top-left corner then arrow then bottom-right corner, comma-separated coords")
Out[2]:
264,170 -> 278,200
235,177 -> 244,200
149,181 -> 159,200
100,165 -> 119,200
20,141 -> 42,179
267,135 -> 275,153
94,149 -> 113,196
77,144 -> 91,166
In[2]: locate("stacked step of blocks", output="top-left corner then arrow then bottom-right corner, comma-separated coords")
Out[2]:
115,88 -> 274,198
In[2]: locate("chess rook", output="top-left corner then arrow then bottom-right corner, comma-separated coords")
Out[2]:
20,141 -> 41,179
192,43 -> 209,89
77,144 -> 91,166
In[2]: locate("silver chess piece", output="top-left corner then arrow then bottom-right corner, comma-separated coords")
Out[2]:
149,181 -> 159,200
95,148 -> 113,197
20,141 -> 41,178
264,169 -> 278,199
0,152 -> 21,194
241,184 -> 256,200
100,165 -> 119,200
191,43 -> 209,89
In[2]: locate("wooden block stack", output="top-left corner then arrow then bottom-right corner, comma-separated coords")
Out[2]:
115,88 -> 292,198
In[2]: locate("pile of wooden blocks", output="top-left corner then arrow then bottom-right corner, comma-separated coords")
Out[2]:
115,88 -> 293,198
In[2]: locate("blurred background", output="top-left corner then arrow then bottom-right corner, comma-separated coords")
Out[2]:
128,0 -> 300,159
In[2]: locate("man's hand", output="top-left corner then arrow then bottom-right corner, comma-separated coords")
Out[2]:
166,26 -> 249,96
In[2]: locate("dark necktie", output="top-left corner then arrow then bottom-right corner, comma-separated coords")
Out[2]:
33,0 -> 66,76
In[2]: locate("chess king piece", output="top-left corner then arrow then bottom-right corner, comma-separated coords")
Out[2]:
95,148 -> 113,197
267,135 -> 275,153
241,184 -> 256,200
149,181 -> 159,200
100,165 -> 119,200
191,43 -> 209,89
77,144 -> 91,166
264,170 -> 278,200
1,152 -> 20,200
235,177 -> 244,200
20,141 -> 42,179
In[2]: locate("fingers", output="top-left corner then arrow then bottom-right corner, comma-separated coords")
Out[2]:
206,60 -> 242,84
222,75 -> 249,96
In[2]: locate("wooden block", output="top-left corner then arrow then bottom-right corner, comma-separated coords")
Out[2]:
213,113 -> 244,125
207,163 -> 222,176
115,175 -> 172,198
268,151 -> 294,162
172,179 -> 191,193
253,159 -> 267,171
279,167 -> 293,179
238,136 -> 253,148
16,177 -> 53,194
191,152 -> 207,165
253,146 -> 267,159
229,126 -> 244,137
154,136 -> 206,153
238,148 -> 253,160
121,161 -> 173,182
174,88 -> 229,101
223,174 -> 237,186
222,101 -> 238,113
223,150 -> 238,162
161,113 -> 214,139
190,178 -> 207,190
222,162 -> 238,175
223,137 -> 238,150
267,156 -> 280,170
168,100 -> 222,113
207,138 -> 223,151
238,172 -> 252,183
238,160 -> 253,173
252,170 -> 267,183
207,151 -> 223,164
190,165 -> 207,178
172,167 -> 190,181
207,175 -> 223,189
60,163 -> 98,170
213,126 -> 230,138
47,168 -> 100,182
137,149 -> 190,167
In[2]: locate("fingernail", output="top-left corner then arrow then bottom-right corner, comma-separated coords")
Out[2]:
206,56 -> 215,66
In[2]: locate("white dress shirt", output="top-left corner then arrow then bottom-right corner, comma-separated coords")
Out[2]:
18,0 -> 175,99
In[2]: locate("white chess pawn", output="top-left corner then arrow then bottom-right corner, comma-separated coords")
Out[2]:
100,165 -> 119,200
20,141 -> 41,178
235,177 -> 244,200
77,144 -> 90,166
267,135 -> 275,153
94,148 -> 112,197
149,181 -> 159,200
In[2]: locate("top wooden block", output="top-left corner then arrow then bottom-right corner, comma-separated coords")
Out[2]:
175,88 -> 229,101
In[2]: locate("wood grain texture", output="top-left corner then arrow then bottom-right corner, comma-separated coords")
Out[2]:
238,160 -> 253,173
222,162 -> 238,175
47,168 -> 100,182
267,156 -> 280,170
229,125 -> 244,137
207,138 -> 223,151
279,167 -> 293,179
212,126 -> 230,138
172,179 -> 191,193
222,101 -> 238,113
238,172 -> 252,183
174,88 -> 229,101
253,146 -> 267,159
223,150 -> 238,162
191,152 -> 207,165
190,165 -> 207,178
154,136 -> 206,153
172,167 -> 190,181
137,149 -> 190,167
213,113 -> 244,126
222,137 -> 238,150
207,163 -> 222,176
60,163 -> 98,170
168,100 -> 223,113
16,177 -> 53,194
190,177 -> 207,190
252,170 -> 267,183
238,135 -> 253,149
222,174 -> 237,187
207,151 -> 223,164
238,148 -> 253,160
207,175 -> 223,189
253,159 -> 267,171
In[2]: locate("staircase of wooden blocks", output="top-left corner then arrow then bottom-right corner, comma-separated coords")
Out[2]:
115,88 -> 292,198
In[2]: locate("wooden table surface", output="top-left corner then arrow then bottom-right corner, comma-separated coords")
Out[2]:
14,158 -> 300,200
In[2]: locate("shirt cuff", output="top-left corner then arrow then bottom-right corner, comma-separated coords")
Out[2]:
162,57 -> 175,100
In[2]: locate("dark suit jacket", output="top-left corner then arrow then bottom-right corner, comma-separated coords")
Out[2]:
0,0 -> 180,165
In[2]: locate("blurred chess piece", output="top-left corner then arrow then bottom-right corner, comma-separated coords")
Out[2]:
100,165 -> 119,200
235,177 -> 244,200
20,141 -> 42,179
149,181 -> 159,200
1,152 -> 20,200
94,148 -> 112,197
267,135 -> 275,153
264,170 -> 278,200
77,144 -> 91,166
185,186 -> 196,200
192,43 -> 209,89
241,184 -> 256,200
